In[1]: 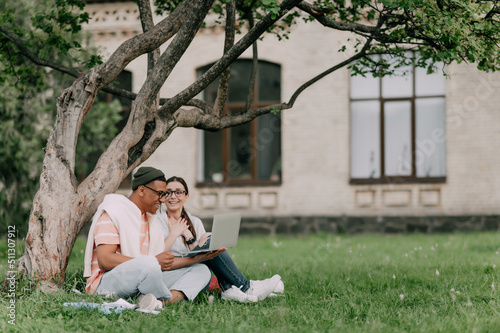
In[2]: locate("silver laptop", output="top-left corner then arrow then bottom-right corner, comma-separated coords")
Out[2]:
180,212 -> 241,256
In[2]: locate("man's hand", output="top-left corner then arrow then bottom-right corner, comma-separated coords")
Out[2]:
168,248 -> 226,270
195,248 -> 226,262
155,251 -> 174,271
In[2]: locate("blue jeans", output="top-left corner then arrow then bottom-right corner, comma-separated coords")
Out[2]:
193,235 -> 250,292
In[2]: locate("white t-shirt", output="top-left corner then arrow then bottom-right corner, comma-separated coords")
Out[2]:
157,210 -> 206,257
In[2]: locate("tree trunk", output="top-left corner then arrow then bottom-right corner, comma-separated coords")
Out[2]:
21,169 -> 87,292
18,79 -> 110,292
18,68 -> 175,292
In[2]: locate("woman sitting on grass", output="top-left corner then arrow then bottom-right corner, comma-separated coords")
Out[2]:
157,176 -> 283,303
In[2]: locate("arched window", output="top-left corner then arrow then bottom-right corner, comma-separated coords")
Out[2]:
197,60 -> 282,185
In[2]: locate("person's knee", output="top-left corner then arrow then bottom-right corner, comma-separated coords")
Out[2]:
194,263 -> 212,284
137,256 -> 162,276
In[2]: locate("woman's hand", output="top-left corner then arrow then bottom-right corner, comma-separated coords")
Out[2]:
168,218 -> 189,238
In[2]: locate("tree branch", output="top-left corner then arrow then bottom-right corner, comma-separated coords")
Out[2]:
245,10 -> 258,113
95,0 -> 195,90
1,0 -> 193,96
175,38 -> 373,131
297,1 -> 379,34
213,0 -> 236,116
137,0 -> 161,74
77,0 -> 198,196
289,38 -> 373,106
158,0 -> 304,117
129,0 -> 215,124
0,25 -> 80,77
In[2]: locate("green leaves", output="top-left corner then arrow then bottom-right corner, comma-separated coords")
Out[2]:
30,2 -> 90,59
261,0 -> 281,19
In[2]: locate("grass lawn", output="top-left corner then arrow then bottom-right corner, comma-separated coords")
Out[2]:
1,232 -> 500,332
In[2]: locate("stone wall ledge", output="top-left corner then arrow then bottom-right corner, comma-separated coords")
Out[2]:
201,215 -> 500,236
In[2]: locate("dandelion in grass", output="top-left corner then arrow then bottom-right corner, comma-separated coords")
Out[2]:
431,246 -> 435,251
273,241 -> 279,248
450,289 -> 456,301
466,297 -> 472,307
399,294 -> 404,301
436,269 -> 440,276
393,274 -> 396,280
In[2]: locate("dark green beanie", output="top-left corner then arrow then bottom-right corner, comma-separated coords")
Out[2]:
132,167 -> 166,190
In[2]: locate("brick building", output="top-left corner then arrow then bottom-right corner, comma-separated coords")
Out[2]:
84,1 -> 500,234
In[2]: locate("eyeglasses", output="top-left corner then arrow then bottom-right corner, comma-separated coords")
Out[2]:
165,190 -> 186,198
142,185 -> 167,199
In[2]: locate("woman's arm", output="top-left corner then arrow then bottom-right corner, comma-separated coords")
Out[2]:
181,214 -> 208,250
181,229 -> 198,250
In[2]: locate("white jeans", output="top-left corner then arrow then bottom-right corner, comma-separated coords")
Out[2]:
96,255 -> 211,301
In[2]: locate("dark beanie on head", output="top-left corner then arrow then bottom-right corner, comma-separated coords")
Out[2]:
132,167 -> 166,190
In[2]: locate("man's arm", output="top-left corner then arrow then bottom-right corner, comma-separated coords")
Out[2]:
96,244 -> 133,271
167,248 -> 226,270
97,244 -> 176,271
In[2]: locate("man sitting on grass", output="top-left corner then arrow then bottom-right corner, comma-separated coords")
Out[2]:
83,167 -> 224,310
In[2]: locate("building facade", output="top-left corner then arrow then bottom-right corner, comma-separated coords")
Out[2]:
84,1 -> 500,234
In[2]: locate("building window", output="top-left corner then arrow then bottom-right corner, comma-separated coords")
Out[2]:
197,60 -> 282,185
350,55 -> 446,184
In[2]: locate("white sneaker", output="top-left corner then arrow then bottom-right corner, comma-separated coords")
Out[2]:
273,280 -> 285,294
137,293 -> 163,311
221,286 -> 258,303
247,274 -> 281,301
266,279 -> 285,297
